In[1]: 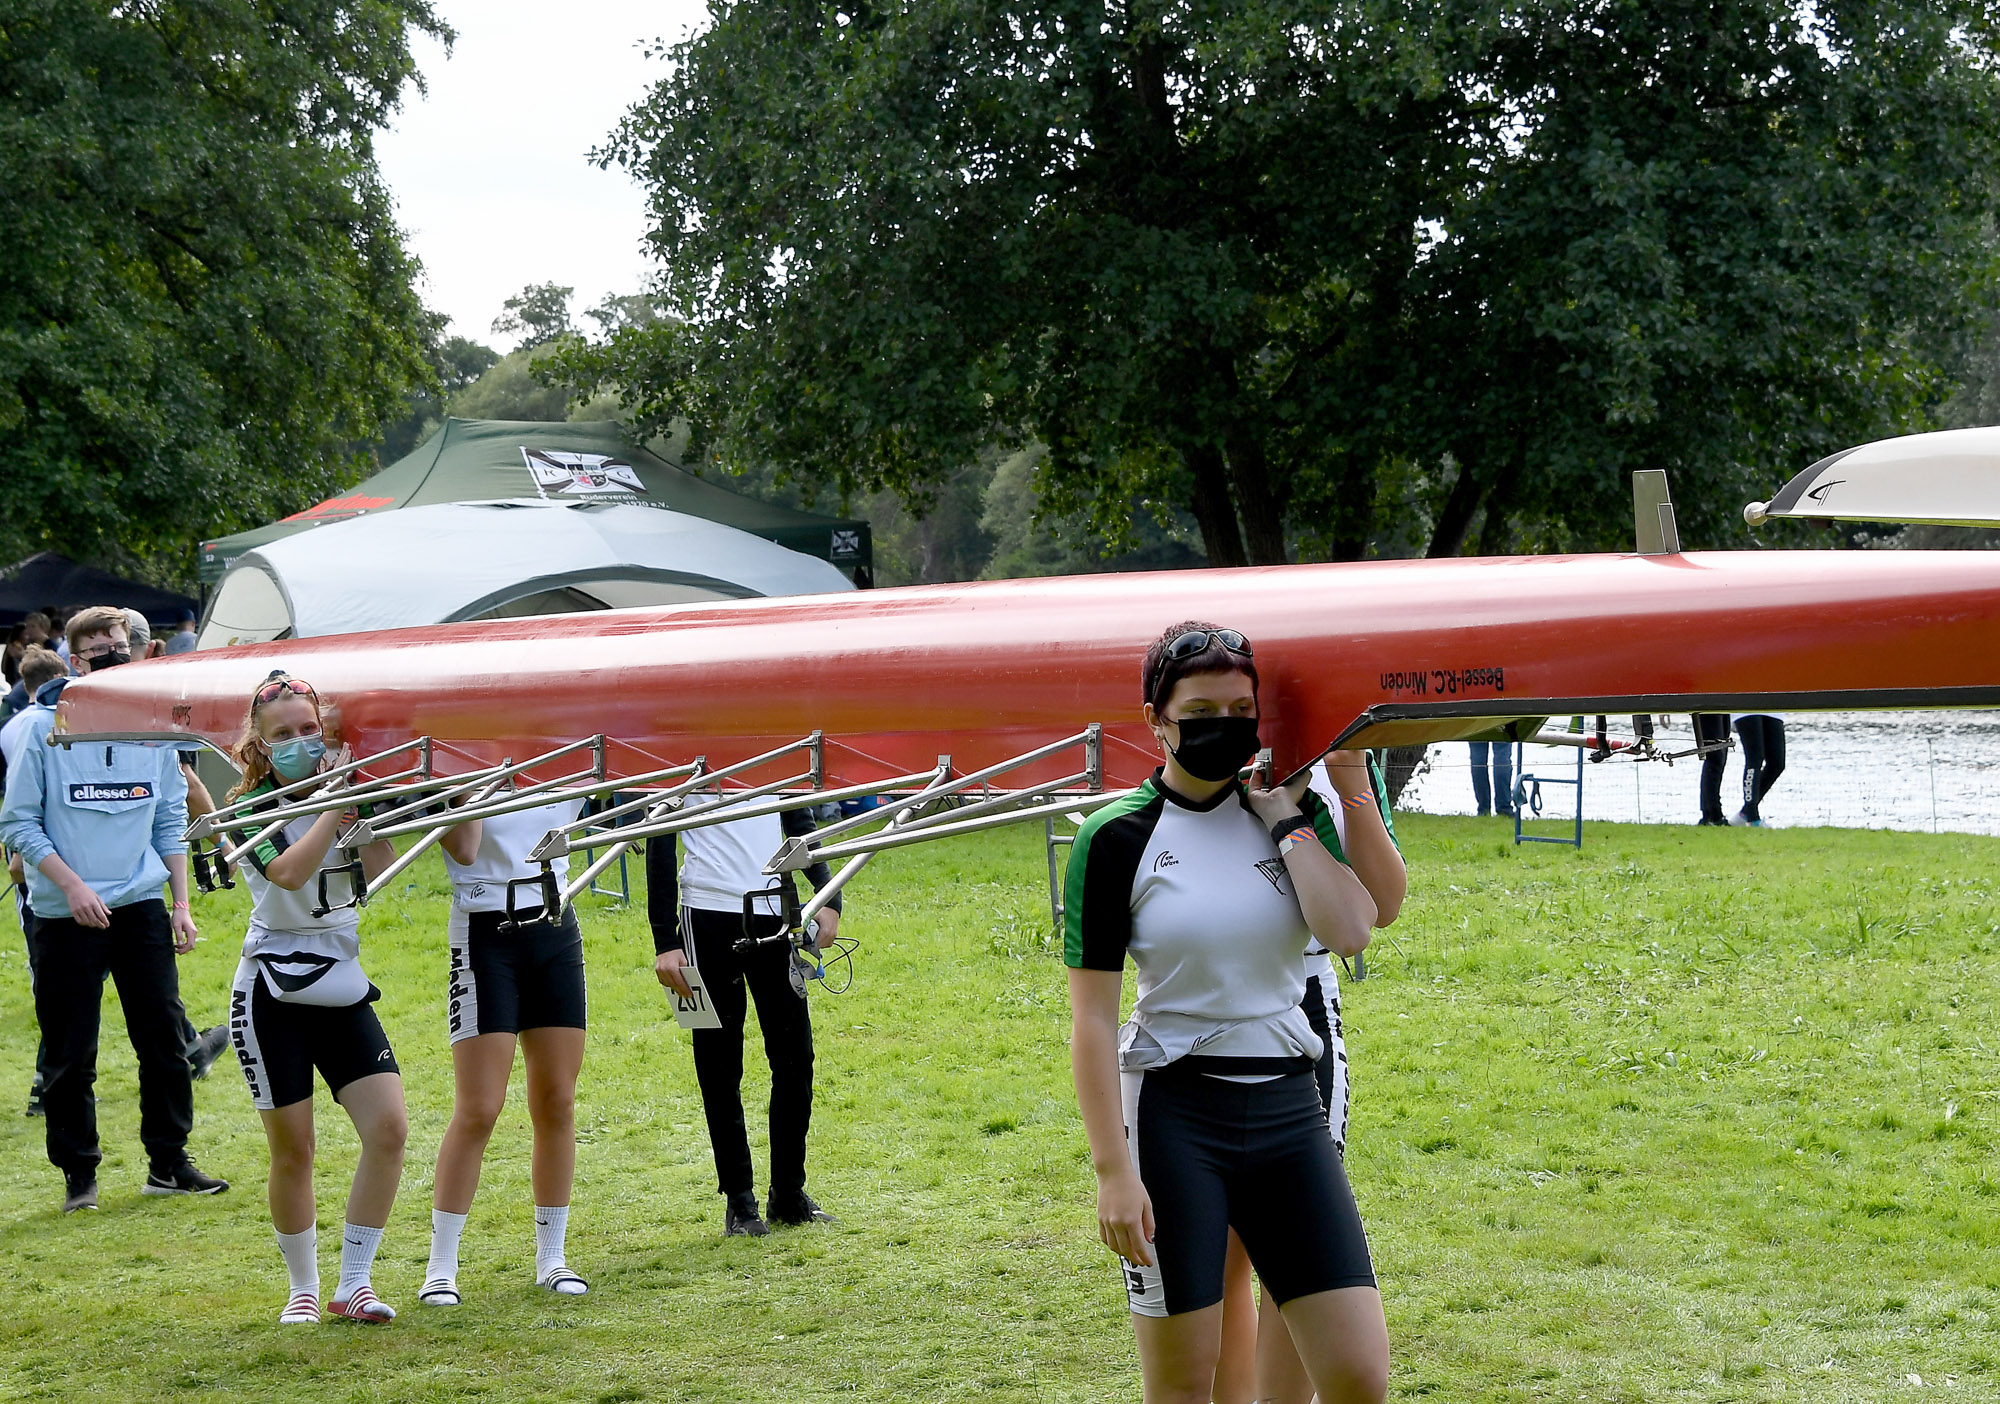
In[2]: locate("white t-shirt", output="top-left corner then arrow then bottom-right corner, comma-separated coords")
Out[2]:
231,783 -> 361,963
677,792 -> 792,916
442,798 -> 583,912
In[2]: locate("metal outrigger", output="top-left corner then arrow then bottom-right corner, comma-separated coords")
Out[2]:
62,722 -> 1125,959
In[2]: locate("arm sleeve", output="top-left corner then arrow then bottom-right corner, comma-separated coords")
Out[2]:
645,832 -> 683,954
1063,805 -> 1149,971
779,805 -> 841,913
225,788 -> 285,875
1303,755 -> 1401,862
0,724 -> 55,869
1369,751 -> 1401,851
1301,788 -> 1347,863
151,752 -> 188,858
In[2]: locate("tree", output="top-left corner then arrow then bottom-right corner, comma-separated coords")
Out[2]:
0,0 -> 449,585
570,0 -> 2000,567
492,283 -> 575,349
451,346 -> 576,422
376,321 -> 502,463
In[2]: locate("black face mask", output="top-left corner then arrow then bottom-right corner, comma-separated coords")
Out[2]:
1163,715 -> 1261,783
85,649 -> 131,671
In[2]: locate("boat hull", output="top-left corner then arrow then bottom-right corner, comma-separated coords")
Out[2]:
55,551 -> 2000,789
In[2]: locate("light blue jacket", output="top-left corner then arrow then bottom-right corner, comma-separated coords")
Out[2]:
0,704 -> 188,919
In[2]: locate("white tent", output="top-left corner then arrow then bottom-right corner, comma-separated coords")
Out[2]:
199,498 -> 852,646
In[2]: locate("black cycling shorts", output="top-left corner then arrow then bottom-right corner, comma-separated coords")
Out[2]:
231,967 -> 398,1112
447,906 -> 586,1043
1118,1064 -> 1376,1317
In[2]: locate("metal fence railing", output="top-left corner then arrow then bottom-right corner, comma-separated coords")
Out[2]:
1395,711 -> 2000,836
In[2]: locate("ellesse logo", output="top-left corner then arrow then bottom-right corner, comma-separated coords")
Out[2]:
69,782 -> 151,803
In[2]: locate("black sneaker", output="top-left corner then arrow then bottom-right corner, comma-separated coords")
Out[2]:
766,1191 -> 836,1227
186,1024 -> 231,1081
62,1171 -> 98,1214
143,1162 -> 229,1196
723,1191 -> 769,1238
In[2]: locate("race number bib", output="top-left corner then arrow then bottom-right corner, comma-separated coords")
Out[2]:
671,961 -> 722,1030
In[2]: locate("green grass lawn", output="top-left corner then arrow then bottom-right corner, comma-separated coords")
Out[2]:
0,814 -> 1995,1402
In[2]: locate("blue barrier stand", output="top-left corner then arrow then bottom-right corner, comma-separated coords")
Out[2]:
1512,738 -> 1584,849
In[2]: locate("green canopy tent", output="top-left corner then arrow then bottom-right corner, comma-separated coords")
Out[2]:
198,419 -> 871,584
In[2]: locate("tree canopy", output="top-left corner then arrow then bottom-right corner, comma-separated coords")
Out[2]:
0,0 -> 448,584
566,0 -> 2000,566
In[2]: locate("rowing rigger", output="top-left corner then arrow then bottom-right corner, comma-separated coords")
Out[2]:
122,726 -> 1127,947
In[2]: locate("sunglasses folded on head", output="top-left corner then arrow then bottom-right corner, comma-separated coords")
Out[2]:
1151,629 -> 1254,707
1162,629 -> 1252,663
254,676 -> 316,706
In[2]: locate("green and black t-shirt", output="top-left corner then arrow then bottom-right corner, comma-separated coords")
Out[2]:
1064,770 -> 1348,1070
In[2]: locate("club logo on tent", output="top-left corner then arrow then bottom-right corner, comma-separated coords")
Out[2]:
521,448 -> 646,498
830,529 -> 861,558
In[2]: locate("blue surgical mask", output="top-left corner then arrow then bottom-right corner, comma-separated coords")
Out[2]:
268,735 -> 326,782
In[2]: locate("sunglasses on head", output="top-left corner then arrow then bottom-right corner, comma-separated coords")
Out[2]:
1162,629 -> 1252,663
1150,629 -> 1254,707
254,676 -> 316,706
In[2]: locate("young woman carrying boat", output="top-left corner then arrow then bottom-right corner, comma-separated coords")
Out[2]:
224,673 -> 404,1326
420,794 -> 591,1304
1217,749 -> 1406,1404
1063,622 -> 1389,1404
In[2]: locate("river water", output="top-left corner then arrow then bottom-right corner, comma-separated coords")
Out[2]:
1395,711 -> 2000,836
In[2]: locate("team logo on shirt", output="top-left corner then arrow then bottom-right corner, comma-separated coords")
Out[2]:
69,782 -> 151,803
521,448 -> 646,497
1152,851 -> 1179,872
1255,858 -> 1288,893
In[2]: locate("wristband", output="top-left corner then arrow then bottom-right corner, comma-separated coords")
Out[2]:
1342,792 -> 1374,812
171,900 -> 190,911
1267,813 -> 1310,846
1273,817 -> 1315,857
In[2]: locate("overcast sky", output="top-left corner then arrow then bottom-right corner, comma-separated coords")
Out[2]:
376,1 -> 711,352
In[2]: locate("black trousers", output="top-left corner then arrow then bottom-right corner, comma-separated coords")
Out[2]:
683,906 -> 815,1199
1735,715 -> 1787,821
17,890 -> 48,1093
1695,714 -> 1733,822
31,899 -> 194,1177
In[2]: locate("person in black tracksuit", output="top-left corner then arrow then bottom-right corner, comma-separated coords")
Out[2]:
648,801 -> 843,1236
1695,714 -> 1733,825
1732,714 -> 1787,825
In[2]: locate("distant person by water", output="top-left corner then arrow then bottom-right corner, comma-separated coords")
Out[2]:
1468,742 -> 1515,818
1733,714 -> 1786,827
1695,714 -> 1732,826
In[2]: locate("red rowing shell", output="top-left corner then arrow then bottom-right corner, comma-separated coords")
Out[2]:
55,551 -> 2000,789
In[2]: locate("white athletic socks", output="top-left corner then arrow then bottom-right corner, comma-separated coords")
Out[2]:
426,1208 -> 468,1289
275,1225 -> 319,1296
336,1222 -> 385,1303
535,1204 -> 569,1280
535,1205 -> 586,1294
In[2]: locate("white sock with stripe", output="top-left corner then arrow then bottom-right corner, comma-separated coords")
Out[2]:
534,1205 -> 570,1282
337,1222 -> 385,1302
427,1208 -> 467,1288
275,1225 -> 318,1297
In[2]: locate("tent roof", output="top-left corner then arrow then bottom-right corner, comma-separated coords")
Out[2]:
198,418 -> 870,583
0,552 -> 199,629
202,498 -> 851,644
